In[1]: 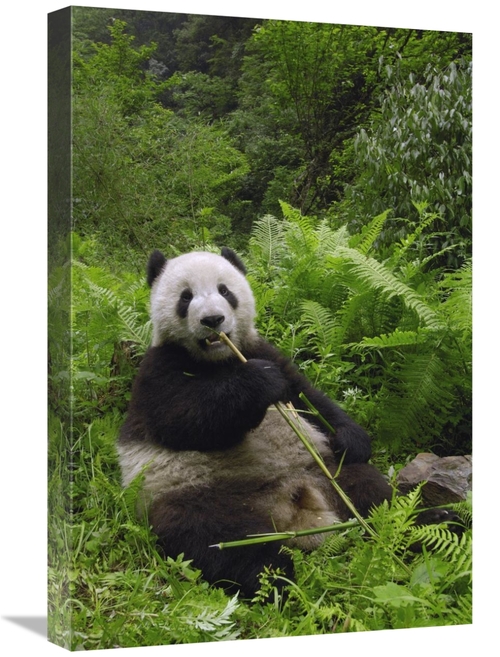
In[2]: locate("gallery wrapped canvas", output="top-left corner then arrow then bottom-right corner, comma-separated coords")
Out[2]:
48,5 -> 472,651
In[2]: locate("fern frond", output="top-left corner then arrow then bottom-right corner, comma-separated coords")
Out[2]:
392,211 -> 438,263
279,200 -> 314,231
377,350 -> 454,447
368,486 -> 424,551
74,261 -> 152,349
353,329 -> 431,350
350,210 -> 390,255
333,288 -> 394,346
316,533 -> 349,559
315,221 -> 350,256
451,494 -> 472,530
187,594 -> 240,638
116,305 -> 152,348
279,201 -> 318,253
85,278 -> 152,348
249,214 -> 286,268
407,525 -> 472,577
331,247 -> 442,329
446,591 -> 472,625
439,259 -> 472,333
300,299 -> 340,353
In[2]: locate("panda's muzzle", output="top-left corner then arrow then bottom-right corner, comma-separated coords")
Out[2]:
200,315 -> 227,348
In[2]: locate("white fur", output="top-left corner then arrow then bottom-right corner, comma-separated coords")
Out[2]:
150,251 -> 258,360
117,410 -> 341,546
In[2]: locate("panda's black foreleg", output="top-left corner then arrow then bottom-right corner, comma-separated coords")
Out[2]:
149,487 -> 293,598
294,387 -> 373,464
140,354 -> 290,451
247,340 -> 373,465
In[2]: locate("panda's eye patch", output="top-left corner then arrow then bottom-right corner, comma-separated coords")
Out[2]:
218,284 -> 238,310
176,289 -> 193,319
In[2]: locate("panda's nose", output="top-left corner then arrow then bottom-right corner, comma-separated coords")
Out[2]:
200,315 -> 225,329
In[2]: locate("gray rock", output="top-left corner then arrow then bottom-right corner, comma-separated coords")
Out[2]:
397,453 -> 472,505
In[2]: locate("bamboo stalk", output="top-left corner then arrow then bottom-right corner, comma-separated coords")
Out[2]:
216,331 -> 375,536
209,519 -> 360,550
212,330 -> 412,575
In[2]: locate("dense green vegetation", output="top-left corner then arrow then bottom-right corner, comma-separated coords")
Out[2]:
48,8 -> 472,649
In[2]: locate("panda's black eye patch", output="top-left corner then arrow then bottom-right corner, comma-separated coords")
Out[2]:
218,284 -> 238,309
177,289 -> 193,319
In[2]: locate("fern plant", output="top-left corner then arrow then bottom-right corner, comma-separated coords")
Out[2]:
69,239 -> 151,422
247,489 -> 472,634
247,205 -> 471,455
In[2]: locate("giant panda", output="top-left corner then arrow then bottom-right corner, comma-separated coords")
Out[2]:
117,247 -> 393,596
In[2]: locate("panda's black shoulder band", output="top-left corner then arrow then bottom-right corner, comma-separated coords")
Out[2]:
147,250 -> 167,287
221,247 -> 246,275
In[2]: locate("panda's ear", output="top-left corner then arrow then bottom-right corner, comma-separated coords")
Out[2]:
147,250 -> 167,287
221,247 -> 247,275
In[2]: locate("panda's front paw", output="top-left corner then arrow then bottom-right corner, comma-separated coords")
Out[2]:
245,359 -> 288,407
333,423 -> 372,464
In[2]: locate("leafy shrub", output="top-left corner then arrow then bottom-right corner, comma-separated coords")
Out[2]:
345,59 -> 472,268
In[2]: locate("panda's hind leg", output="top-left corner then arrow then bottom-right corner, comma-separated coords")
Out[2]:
149,485 -> 293,598
334,464 -> 466,544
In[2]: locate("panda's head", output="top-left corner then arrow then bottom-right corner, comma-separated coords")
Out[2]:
147,247 -> 258,361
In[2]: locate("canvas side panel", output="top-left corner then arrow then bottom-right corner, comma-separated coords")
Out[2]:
47,5 -> 72,650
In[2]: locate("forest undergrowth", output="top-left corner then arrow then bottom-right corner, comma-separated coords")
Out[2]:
48,207 -> 472,649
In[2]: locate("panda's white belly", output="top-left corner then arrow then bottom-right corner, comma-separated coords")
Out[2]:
117,409 -> 341,548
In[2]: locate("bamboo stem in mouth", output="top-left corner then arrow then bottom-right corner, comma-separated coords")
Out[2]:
214,330 -> 377,538
208,329 -> 412,575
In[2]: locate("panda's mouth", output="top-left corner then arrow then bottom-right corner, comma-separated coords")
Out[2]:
200,332 -> 230,350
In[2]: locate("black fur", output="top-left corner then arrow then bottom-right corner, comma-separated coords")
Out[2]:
218,283 -> 238,309
221,246 -> 247,274
176,289 -> 193,319
120,337 -> 371,462
147,249 -> 167,287
144,459 -> 391,599
149,483 -> 296,597
244,339 -> 372,464
120,342 -> 289,451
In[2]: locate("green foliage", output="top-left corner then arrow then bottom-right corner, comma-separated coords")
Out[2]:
345,59 -> 472,267
240,490 -> 471,635
73,19 -> 168,115
70,12 -> 471,255
72,20 -> 249,265
248,207 -> 471,455
51,11 -> 472,647
235,21 -> 382,216
49,407 -> 471,647
48,415 -> 246,649
68,236 -> 151,422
